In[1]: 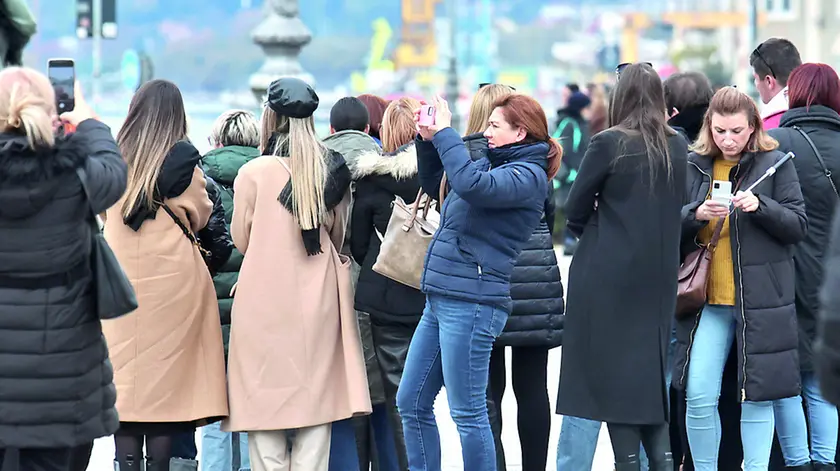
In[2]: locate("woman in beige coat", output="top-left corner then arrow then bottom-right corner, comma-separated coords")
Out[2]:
103,80 -> 228,471
225,77 -> 371,471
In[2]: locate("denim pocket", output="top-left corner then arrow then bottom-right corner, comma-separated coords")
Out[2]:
488,307 -> 509,338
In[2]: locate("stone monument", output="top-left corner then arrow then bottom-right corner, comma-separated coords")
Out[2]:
249,0 -> 314,103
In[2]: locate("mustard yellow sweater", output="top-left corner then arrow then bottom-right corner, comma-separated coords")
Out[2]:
698,159 -> 737,306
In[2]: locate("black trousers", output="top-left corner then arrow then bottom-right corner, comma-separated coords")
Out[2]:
0,447 -> 74,471
370,319 -> 419,471
608,422 -> 671,469
680,345 -> 744,470
488,346 -> 551,471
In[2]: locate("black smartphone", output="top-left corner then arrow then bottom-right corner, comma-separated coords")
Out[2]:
48,59 -> 75,113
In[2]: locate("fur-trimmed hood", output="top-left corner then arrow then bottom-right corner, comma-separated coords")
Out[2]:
351,142 -> 418,181
0,132 -> 88,219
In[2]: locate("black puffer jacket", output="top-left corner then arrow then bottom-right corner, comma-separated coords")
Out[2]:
198,176 -> 233,277
0,119 -> 127,447
816,207 -> 840,405
462,133 -> 564,347
769,105 -> 840,372
351,143 -> 425,325
673,150 -> 807,402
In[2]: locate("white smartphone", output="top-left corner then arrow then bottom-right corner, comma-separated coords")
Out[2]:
711,180 -> 733,206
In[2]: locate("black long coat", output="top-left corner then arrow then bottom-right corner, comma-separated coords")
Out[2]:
769,105 -> 840,372
672,150 -> 807,402
556,129 -> 687,424
0,120 -> 127,447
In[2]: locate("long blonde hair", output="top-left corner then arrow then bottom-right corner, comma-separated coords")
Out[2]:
261,105 -> 330,231
381,97 -> 421,152
116,80 -> 189,219
0,67 -> 57,149
692,87 -> 778,157
466,84 -> 515,135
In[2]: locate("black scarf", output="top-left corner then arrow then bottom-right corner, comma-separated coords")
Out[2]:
124,141 -> 202,231
274,134 -> 352,256
668,105 -> 708,143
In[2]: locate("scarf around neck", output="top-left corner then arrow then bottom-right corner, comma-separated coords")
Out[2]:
272,132 -> 352,256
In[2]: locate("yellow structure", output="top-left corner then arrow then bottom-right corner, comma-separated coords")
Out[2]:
395,0 -> 442,69
620,11 -> 768,64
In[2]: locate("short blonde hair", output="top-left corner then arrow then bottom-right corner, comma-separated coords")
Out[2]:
0,67 -> 57,149
381,97 -> 421,153
210,109 -> 259,148
466,84 -> 515,135
692,86 -> 778,157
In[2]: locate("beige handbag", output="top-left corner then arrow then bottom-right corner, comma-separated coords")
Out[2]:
373,185 -> 444,289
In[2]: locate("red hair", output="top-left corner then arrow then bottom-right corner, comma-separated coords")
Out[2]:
493,94 -> 562,180
356,94 -> 389,140
788,63 -> 840,114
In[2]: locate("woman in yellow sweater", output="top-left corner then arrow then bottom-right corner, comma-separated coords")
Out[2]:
673,87 -> 807,471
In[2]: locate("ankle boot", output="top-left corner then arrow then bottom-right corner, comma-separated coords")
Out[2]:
169,458 -> 199,471
814,464 -> 836,471
650,452 -> 675,471
114,454 -> 142,471
615,455 -> 642,471
788,464 -> 815,471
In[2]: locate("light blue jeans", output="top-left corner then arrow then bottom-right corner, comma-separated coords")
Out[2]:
200,422 -> 250,471
396,294 -> 508,471
774,371 -> 839,465
686,304 -> 775,471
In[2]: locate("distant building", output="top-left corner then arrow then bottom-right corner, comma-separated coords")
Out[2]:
756,0 -> 833,65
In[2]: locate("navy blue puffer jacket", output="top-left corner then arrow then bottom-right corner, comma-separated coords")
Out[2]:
417,128 -> 549,312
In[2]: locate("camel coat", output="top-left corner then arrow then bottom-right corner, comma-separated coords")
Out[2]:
224,155 -> 371,432
103,167 -> 229,423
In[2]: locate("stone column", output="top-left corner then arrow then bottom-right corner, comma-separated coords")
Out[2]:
249,0 -> 314,103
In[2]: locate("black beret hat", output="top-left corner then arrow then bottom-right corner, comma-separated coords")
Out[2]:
266,77 -> 319,119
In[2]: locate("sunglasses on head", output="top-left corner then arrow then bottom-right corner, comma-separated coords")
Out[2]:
478,83 -> 516,91
615,62 -> 654,79
752,44 -> 776,79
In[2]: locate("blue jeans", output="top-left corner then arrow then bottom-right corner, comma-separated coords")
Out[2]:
200,422 -> 250,471
686,304 -> 775,471
555,416 -> 650,470
329,405 -> 400,471
396,295 -> 508,471
774,371 -> 839,465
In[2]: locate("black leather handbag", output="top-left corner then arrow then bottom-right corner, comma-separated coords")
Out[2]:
76,167 -> 138,320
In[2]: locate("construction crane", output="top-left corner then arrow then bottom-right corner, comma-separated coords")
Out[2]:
620,11 -> 767,64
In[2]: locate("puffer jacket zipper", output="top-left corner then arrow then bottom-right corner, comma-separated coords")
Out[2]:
679,161 -> 712,388
732,163 -> 748,402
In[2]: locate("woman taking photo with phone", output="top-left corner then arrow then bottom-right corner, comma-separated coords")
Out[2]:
673,86 -> 806,471
396,93 -> 560,471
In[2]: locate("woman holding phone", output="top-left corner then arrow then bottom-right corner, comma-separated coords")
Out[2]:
673,86 -> 807,470
396,94 -> 560,471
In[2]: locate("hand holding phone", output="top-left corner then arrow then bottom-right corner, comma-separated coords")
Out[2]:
418,105 -> 436,126
48,59 -> 75,113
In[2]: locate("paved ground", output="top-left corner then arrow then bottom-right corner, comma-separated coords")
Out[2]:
87,252 -> 615,470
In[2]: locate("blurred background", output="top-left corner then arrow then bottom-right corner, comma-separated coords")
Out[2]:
22,0 -> 832,152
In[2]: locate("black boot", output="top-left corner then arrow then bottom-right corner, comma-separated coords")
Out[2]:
650,452 -> 675,471
615,455 -> 642,471
114,454 -> 142,471
787,464 -> 815,471
169,458 -> 198,470
814,464 -> 835,471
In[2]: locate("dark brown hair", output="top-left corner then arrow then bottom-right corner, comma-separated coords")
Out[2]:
493,94 -> 562,180
356,94 -> 389,141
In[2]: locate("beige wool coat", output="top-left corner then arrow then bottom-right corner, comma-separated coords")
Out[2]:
224,155 -> 371,432
103,166 -> 229,423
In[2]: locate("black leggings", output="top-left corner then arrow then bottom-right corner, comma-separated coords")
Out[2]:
488,346 -> 551,471
115,434 -> 173,468
608,422 -> 671,470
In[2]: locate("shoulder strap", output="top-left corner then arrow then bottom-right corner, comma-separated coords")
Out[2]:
161,203 -> 210,258
553,117 -> 581,152
793,125 -> 839,198
75,166 -> 103,231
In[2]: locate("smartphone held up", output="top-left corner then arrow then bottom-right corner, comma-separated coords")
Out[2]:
418,104 -> 436,127
47,58 -> 75,113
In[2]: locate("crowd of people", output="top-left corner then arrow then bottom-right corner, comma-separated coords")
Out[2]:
2,29 -> 840,471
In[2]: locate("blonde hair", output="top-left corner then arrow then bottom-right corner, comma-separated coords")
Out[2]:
117,80 -> 189,219
210,109 -> 259,148
381,97 -> 421,152
692,86 -> 778,157
0,67 -> 57,149
466,84 -> 515,135
262,105 -> 330,231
